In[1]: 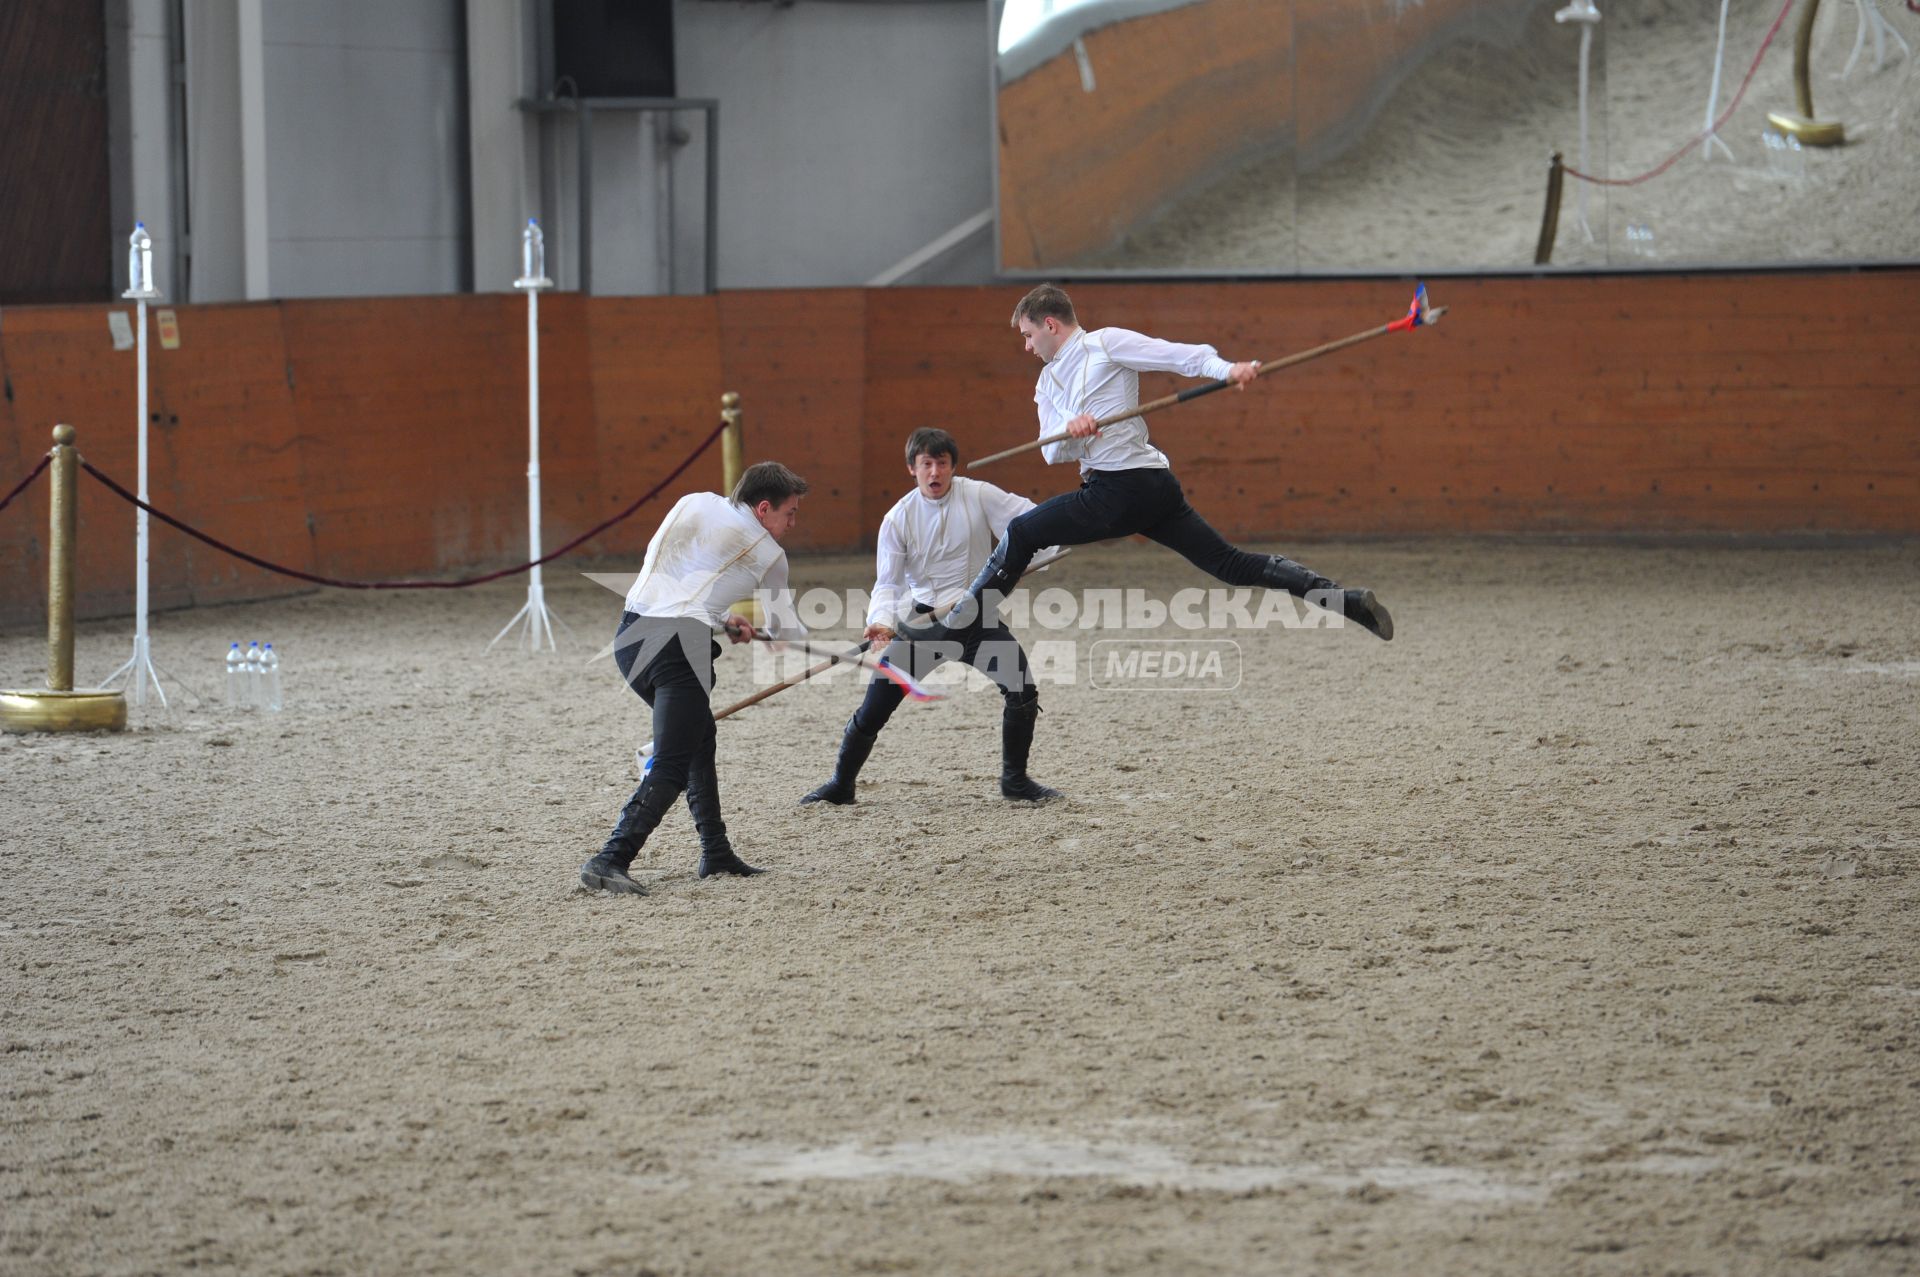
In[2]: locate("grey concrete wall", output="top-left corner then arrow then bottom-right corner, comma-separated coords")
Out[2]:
465,0 -> 541,294
131,0 -> 999,299
183,1 -> 247,301
258,0 -> 468,297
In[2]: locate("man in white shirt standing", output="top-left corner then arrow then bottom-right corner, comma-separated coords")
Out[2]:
956,284 -> 1393,642
799,428 -> 1062,807
580,461 -> 810,895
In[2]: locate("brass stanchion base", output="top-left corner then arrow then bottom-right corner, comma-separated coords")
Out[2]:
1765,111 -> 1845,146
0,690 -> 129,734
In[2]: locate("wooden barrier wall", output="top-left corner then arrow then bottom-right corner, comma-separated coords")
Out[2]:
1,270 -> 1915,631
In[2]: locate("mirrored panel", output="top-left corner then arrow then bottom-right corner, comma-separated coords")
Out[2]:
994,0 -> 1298,274
993,0 -> 1920,273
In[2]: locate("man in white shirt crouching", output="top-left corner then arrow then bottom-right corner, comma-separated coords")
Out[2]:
799,428 -> 1062,807
580,461 -> 809,894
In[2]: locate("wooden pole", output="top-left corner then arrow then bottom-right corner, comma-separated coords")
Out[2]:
967,305 -> 1445,470
667,550 -> 1074,744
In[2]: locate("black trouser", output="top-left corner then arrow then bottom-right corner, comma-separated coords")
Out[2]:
607,612 -> 727,856
853,609 -> 1037,737
995,466 -> 1271,587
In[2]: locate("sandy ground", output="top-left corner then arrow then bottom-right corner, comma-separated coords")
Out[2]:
1084,0 -> 1920,271
3,538 -> 1918,1276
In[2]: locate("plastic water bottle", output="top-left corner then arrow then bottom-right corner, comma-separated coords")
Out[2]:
127,222 -> 153,295
244,641 -> 263,708
521,218 -> 546,282
260,643 -> 283,712
1762,129 -> 1804,180
224,642 -> 245,708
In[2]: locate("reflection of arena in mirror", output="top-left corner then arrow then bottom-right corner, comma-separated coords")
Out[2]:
994,0 -> 1920,273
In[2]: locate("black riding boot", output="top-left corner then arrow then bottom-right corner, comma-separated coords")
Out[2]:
1260,555 -> 1394,641
956,542 -> 1021,629
684,754 -> 760,878
581,777 -> 678,893
1000,701 -> 1064,802
684,751 -> 761,878
800,714 -> 880,806
697,847 -> 763,878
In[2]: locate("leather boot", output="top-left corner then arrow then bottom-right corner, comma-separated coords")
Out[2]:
1339,588 -> 1394,641
800,714 -> 880,805
684,748 -> 733,855
684,744 -> 762,877
698,848 -> 764,878
1260,556 -> 1393,641
955,543 -> 1020,629
1000,701 -> 1064,802
581,777 -> 677,893
1259,554 -> 1338,597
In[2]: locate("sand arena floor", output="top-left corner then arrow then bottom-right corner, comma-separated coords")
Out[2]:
3,539 -> 1917,1275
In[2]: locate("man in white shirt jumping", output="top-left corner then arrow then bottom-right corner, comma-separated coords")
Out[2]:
956,284 -> 1393,642
799,428 -> 1062,807
580,461 -> 810,894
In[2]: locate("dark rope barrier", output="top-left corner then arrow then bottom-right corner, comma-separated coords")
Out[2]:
0,454 -> 52,518
77,420 -> 726,591
1564,0 -> 1794,187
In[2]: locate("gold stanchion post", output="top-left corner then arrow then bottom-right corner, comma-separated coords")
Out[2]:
1,425 -> 129,733
717,392 -> 762,626
720,391 -> 743,496
1767,0 -> 1845,146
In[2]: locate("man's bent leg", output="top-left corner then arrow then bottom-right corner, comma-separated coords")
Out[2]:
584,774 -> 676,893
802,633 -> 957,805
1144,482 -> 1394,641
682,713 -> 735,856
585,627 -> 705,893
955,479 -> 1136,626
799,678 -> 898,806
658,684 -> 761,879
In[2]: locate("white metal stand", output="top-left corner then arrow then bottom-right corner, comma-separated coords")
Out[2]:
1555,0 -> 1603,243
100,223 -> 176,710
1842,0 -> 1909,77
1701,0 -> 1737,161
490,219 -> 570,653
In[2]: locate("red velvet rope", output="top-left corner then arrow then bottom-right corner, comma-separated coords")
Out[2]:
0,454 -> 52,517
76,421 -> 726,590
1564,0 -> 1796,187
